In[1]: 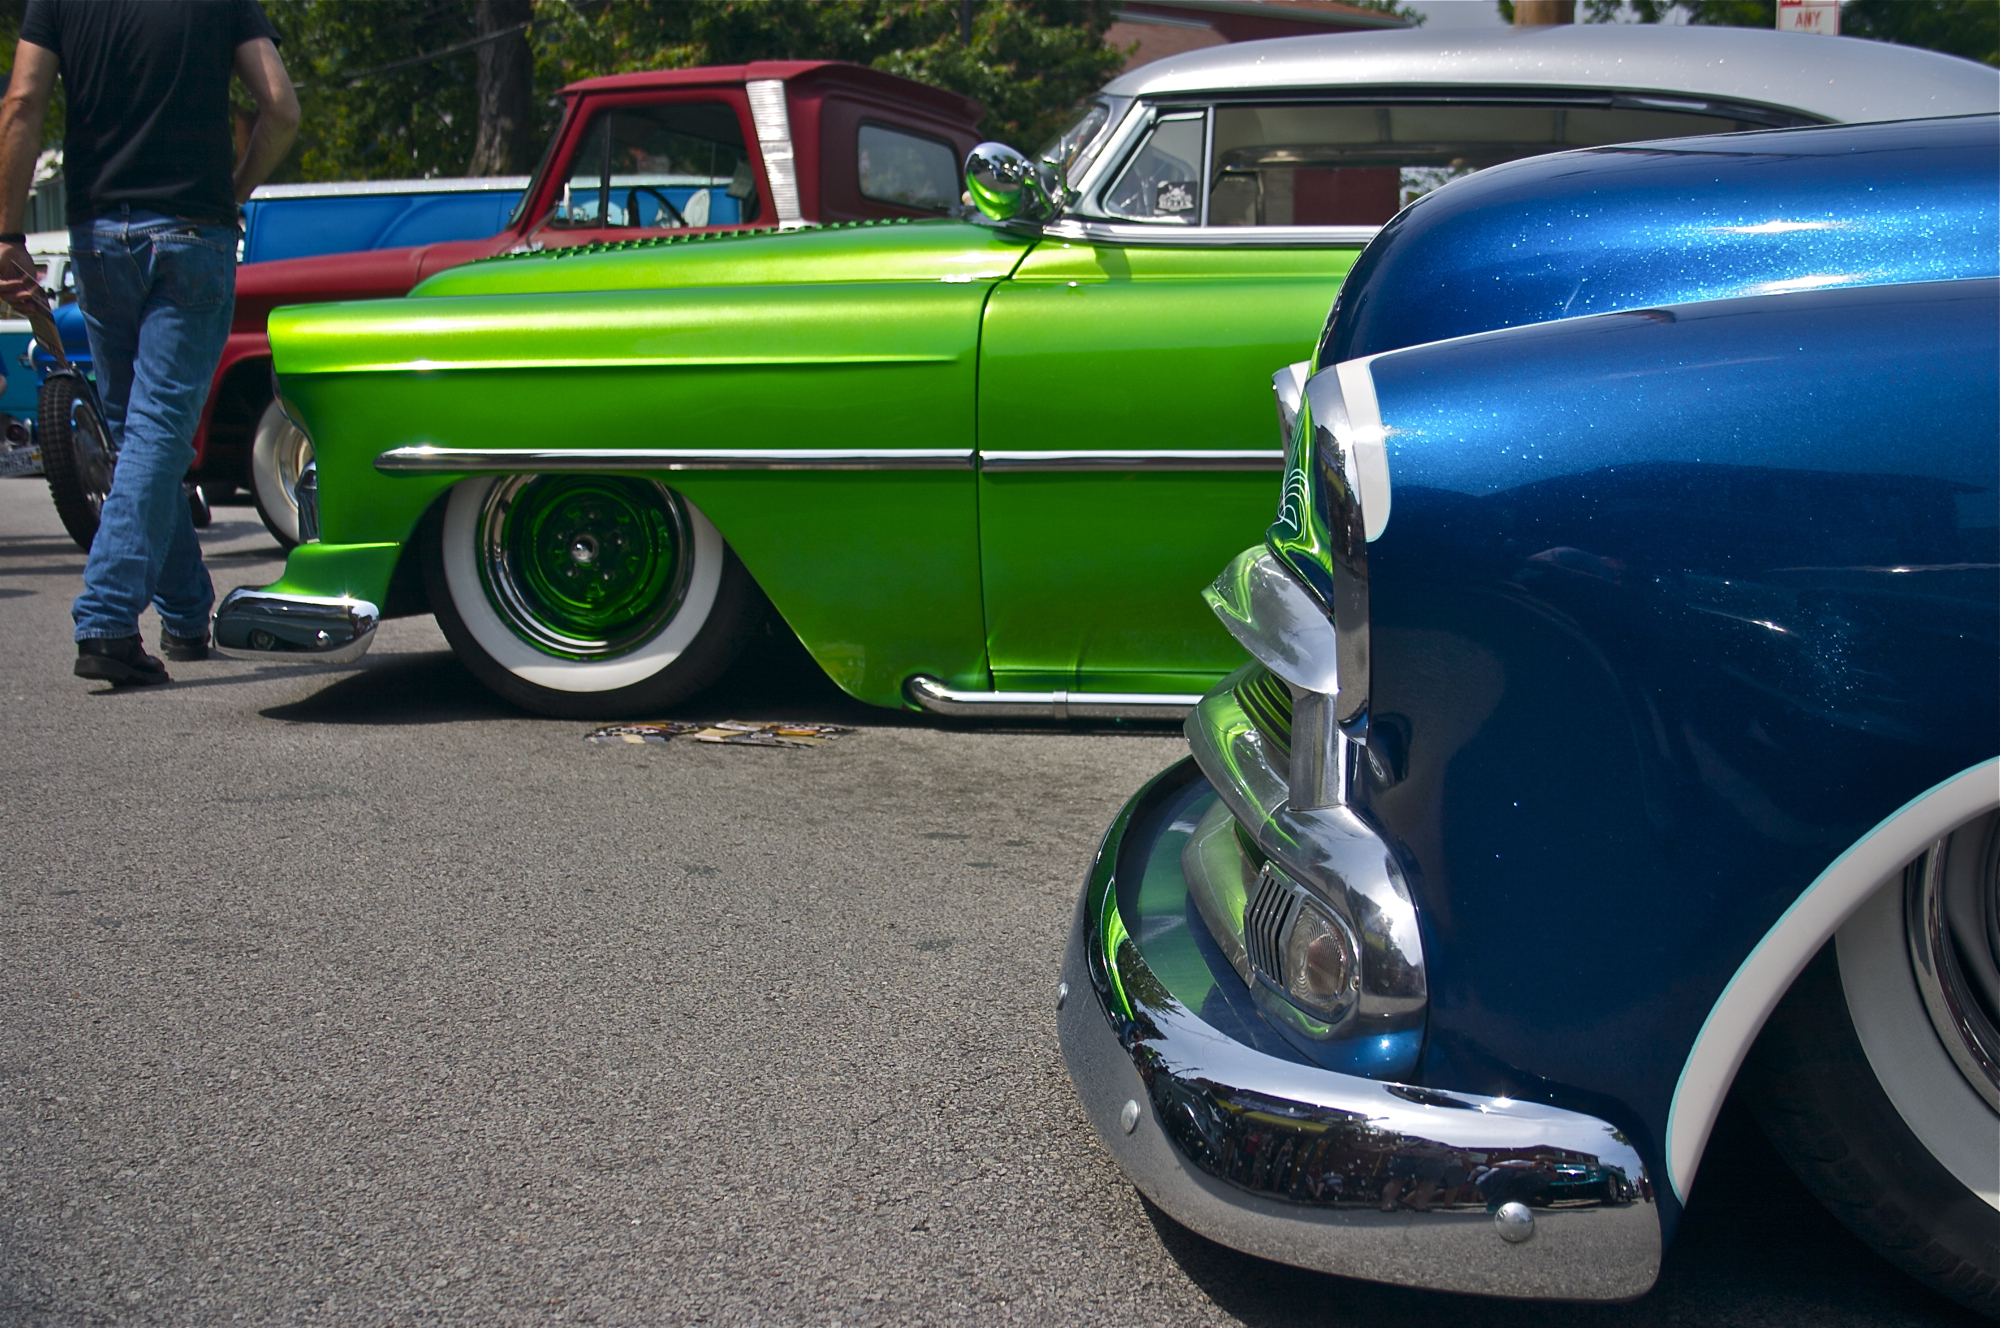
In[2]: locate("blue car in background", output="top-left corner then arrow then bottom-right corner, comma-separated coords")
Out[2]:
237,176 -> 527,265
30,175 -> 531,375
1061,113 -> 1998,1310
16,177 -> 528,535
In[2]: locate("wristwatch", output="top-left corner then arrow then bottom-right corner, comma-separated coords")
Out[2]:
0,233 -> 25,246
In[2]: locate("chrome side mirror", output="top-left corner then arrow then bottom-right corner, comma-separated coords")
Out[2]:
965,142 -> 1060,225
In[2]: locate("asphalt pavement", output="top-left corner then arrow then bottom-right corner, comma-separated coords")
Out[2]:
0,475 -> 1980,1327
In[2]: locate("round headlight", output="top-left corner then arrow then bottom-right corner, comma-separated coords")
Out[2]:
1282,901 -> 1360,1019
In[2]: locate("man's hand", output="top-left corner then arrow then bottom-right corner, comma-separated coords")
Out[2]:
232,37 -> 299,206
0,245 -> 41,310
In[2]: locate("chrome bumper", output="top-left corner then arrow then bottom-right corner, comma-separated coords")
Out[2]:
1057,761 -> 1662,1301
211,587 -> 378,665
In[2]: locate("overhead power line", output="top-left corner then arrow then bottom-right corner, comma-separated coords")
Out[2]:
293,20 -> 532,93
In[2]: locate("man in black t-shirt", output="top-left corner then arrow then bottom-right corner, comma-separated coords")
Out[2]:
0,1 -> 297,685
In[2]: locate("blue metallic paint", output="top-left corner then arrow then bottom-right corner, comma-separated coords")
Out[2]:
1318,114 -> 2000,368
1344,278 -> 1996,1222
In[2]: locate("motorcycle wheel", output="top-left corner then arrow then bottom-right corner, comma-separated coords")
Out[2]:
39,373 -> 116,552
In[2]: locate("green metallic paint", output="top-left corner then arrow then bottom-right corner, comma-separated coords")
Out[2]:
264,216 -> 1366,710
410,218 -> 1031,299
977,241 -> 1358,690
259,541 -> 404,608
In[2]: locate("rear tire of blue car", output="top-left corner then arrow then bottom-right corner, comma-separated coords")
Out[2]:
424,474 -> 762,719
1745,814 -> 2000,1317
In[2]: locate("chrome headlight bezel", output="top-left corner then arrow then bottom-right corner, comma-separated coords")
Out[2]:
1182,671 -> 1427,1050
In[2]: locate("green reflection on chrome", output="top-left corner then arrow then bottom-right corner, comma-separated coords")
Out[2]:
1265,391 -> 1340,610
497,476 -> 681,652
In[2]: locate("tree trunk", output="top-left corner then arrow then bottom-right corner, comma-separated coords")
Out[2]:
1513,1 -> 1576,23
468,0 -> 534,176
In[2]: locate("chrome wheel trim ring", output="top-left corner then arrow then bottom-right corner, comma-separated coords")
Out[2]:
251,399 -> 312,543
1907,815 -> 2000,1112
473,473 -> 694,659
440,474 -> 725,695
1837,815 -> 2000,1208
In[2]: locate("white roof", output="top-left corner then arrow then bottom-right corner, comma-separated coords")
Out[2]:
1104,25 -> 2000,124
248,177 -> 531,200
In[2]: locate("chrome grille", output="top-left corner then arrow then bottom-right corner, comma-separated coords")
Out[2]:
1245,864 -> 1294,984
1231,665 -> 1294,757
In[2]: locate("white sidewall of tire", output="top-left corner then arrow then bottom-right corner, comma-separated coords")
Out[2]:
251,398 -> 306,545
441,475 -> 724,694
1838,868 -> 2000,1208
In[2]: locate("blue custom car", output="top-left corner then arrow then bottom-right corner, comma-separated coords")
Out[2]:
1059,113 -> 1999,1307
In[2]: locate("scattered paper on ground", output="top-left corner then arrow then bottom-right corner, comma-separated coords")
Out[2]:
583,721 -> 701,744
583,719 -> 855,748
693,720 -> 856,748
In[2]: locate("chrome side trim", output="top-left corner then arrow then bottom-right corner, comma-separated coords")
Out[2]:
744,79 -> 803,227
1060,763 -> 1661,1301
1042,219 -> 1379,248
1666,758 -> 2000,1200
978,449 -> 1282,473
375,446 -> 975,473
904,674 -> 1201,721
211,588 -> 378,665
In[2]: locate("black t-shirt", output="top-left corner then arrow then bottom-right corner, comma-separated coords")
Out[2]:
20,0 -> 280,225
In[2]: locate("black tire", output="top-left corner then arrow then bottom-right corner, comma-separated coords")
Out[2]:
421,474 -> 763,719
39,372 -> 116,551
1743,942 -> 2000,1315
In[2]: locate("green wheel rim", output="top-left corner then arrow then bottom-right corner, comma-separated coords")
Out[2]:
477,475 -> 693,659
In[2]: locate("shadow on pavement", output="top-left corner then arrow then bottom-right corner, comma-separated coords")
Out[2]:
259,652 -> 520,725
256,614 -> 1193,737
0,536 -> 81,559
1136,1091 -> 1982,1327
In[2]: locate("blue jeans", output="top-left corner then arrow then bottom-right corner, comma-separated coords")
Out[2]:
69,207 -> 235,642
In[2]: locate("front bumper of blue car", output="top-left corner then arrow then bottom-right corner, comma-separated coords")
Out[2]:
1056,755 -> 1662,1301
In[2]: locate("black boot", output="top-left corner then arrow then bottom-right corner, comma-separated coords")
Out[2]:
75,635 -> 171,686
160,628 -> 209,662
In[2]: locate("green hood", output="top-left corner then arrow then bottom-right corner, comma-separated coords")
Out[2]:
415,217 -> 1028,298
269,219 -> 1031,379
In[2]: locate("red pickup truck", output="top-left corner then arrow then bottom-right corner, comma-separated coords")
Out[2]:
207,60 -> 984,544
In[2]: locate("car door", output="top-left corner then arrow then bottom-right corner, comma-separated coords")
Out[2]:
975,104 -> 1366,697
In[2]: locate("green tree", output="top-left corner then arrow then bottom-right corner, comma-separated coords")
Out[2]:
1527,0 -> 1999,66
266,0 -> 1132,183
1843,0 -> 1998,65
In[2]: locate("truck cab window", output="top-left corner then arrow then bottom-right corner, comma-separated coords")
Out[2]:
857,124 -> 958,212
552,102 -> 763,230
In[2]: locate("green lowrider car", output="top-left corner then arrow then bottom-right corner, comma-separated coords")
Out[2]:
221,26 -> 1996,717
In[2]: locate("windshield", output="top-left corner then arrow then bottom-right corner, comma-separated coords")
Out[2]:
1037,97 -> 1125,190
